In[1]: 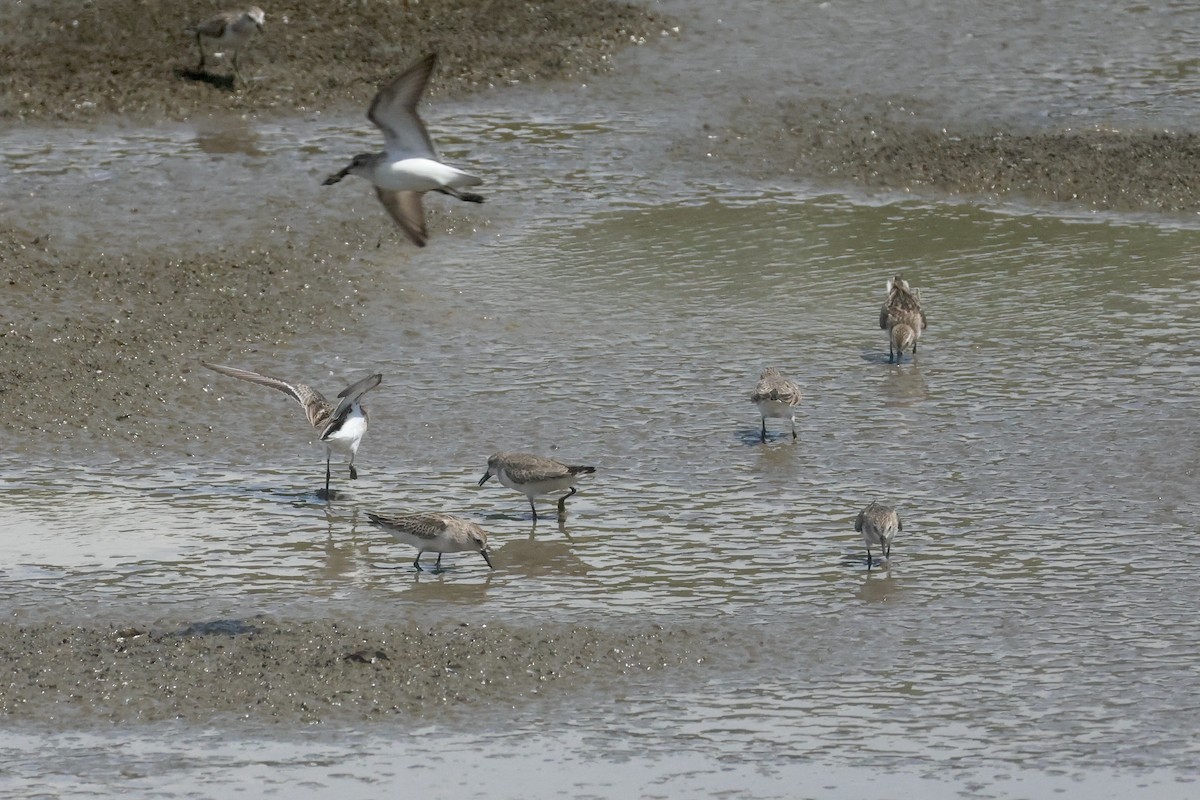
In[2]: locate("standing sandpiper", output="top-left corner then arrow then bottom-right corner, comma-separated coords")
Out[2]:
367,512 -> 493,573
202,362 -> 381,498
749,367 -> 803,443
855,501 -> 902,570
323,52 -> 484,248
478,452 -> 596,521
191,7 -> 265,86
879,275 -> 928,364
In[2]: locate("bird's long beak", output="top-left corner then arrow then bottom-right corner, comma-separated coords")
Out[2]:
323,167 -> 350,186
480,549 -> 494,569
477,471 -> 492,487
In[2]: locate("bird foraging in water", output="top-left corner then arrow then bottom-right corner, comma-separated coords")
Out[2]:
201,362 -> 381,498
323,52 -> 484,247
367,511 -> 493,572
749,367 -> 803,443
478,452 -> 596,521
879,275 -> 928,363
191,6 -> 265,86
855,501 -> 901,570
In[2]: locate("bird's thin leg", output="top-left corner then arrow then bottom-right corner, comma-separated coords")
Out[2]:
324,455 -> 332,499
435,552 -> 444,572
866,546 -> 873,570
349,454 -> 358,481
557,486 -> 577,511
760,417 -> 767,443
529,498 -> 539,521
196,34 -> 206,71
413,553 -> 425,572
791,415 -> 797,440
232,50 -> 246,87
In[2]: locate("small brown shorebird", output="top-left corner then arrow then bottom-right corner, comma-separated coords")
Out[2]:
202,362 -> 381,498
879,275 -> 928,363
749,367 -> 803,443
367,511 -> 493,573
478,452 -> 596,521
191,7 -> 265,86
855,501 -> 902,570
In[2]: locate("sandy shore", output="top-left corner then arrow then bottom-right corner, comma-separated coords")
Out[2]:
0,616 -> 703,723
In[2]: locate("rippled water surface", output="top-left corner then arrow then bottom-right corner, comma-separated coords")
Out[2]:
3,0 -> 1200,797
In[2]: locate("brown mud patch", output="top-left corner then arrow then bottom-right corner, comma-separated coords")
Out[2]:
0,617 -> 705,724
696,96 -> 1200,214
0,0 -> 668,122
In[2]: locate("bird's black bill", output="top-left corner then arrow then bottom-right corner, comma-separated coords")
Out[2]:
477,472 -> 492,487
480,549 -> 494,569
323,168 -> 350,186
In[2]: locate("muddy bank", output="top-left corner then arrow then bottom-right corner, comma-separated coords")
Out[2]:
0,0 -> 668,123
0,617 -> 704,724
0,221 -> 379,444
697,96 -> 1200,213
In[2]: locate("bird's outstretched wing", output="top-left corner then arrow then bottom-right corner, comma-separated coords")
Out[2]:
368,53 -> 439,160
202,362 -> 331,429
375,188 -> 428,247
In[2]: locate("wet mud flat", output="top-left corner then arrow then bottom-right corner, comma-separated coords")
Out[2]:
0,0 -> 670,444
5,2 -> 1200,448
0,617 -> 704,724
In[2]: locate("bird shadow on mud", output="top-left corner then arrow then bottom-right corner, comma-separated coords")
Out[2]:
175,67 -> 236,91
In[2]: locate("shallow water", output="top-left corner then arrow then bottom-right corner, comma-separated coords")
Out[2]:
3,0 -> 1200,797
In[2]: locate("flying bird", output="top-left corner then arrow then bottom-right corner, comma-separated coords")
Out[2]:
323,52 -> 484,247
